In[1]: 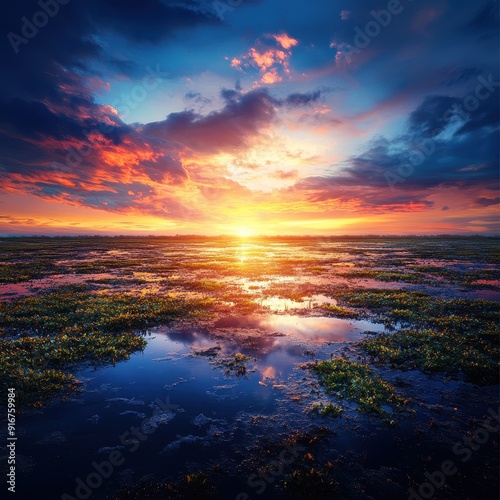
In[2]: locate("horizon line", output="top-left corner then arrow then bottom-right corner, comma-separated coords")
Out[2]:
1,233 -> 499,239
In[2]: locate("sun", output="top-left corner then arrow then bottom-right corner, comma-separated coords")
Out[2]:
236,227 -> 255,238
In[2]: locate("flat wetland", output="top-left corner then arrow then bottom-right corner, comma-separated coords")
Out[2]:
0,236 -> 498,499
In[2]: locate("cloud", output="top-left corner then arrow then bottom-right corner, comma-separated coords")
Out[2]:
184,91 -> 212,106
408,95 -> 463,138
273,169 -> 298,180
285,82 -> 499,213
475,197 -> 499,207
0,0 -> 497,233
284,91 -> 322,107
230,32 -> 299,85
272,33 -> 299,49
143,89 -> 278,153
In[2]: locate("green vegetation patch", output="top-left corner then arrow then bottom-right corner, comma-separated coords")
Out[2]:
0,261 -> 58,283
339,270 -> 428,284
0,285 -> 208,335
361,328 -> 499,385
321,304 -> 359,319
0,286 -> 214,406
217,352 -> 254,377
310,358 -> 407,415
312,402 -> 343,418
410,265 -> 500,288
334,289 -> 499,384
337,289 -> 498,334
1,333 -> 146,407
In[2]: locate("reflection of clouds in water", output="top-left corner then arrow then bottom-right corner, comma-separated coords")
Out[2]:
260,365 -> 276,383
166,326 -> 210,344
215,315 -> 366,343
163,315 -> 382,366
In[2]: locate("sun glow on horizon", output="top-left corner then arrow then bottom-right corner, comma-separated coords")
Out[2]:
236,227 -> 256,238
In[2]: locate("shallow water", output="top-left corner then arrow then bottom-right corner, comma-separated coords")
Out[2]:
16,315 -> 384,499
1,237 -> 498,499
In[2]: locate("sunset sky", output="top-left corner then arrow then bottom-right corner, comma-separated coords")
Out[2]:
1,0 -> 498,235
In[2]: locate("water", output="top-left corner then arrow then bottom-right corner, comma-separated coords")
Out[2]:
14,314 -> 384,499
2,237 -> 498,499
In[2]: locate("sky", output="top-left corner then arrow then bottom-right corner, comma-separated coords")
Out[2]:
0,0 -> 498,236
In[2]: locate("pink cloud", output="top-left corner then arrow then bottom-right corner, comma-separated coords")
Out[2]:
230,33 -> 298,85
231,57 -> 242,69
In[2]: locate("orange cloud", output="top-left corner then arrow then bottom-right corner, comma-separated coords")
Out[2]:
273,33 -> 298,49
261,69 -> 282,84
230,32 -> 298,85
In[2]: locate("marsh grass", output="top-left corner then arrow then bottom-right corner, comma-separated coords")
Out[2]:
312,402 -> 343,418
334,289 -> 499,384
338,270 -> 429,284
321,304 -> 359,319
311,358 -> 408,416
0,261 -> 58,283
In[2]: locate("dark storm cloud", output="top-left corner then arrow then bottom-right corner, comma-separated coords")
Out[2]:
0,99 -> 88,141
1,0 -> 221,101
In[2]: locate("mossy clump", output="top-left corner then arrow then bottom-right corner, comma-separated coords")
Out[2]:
0,261 -> 58,283
312,402 -> 343,418
340,270 -> 428,284
310,358 -> 407,415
